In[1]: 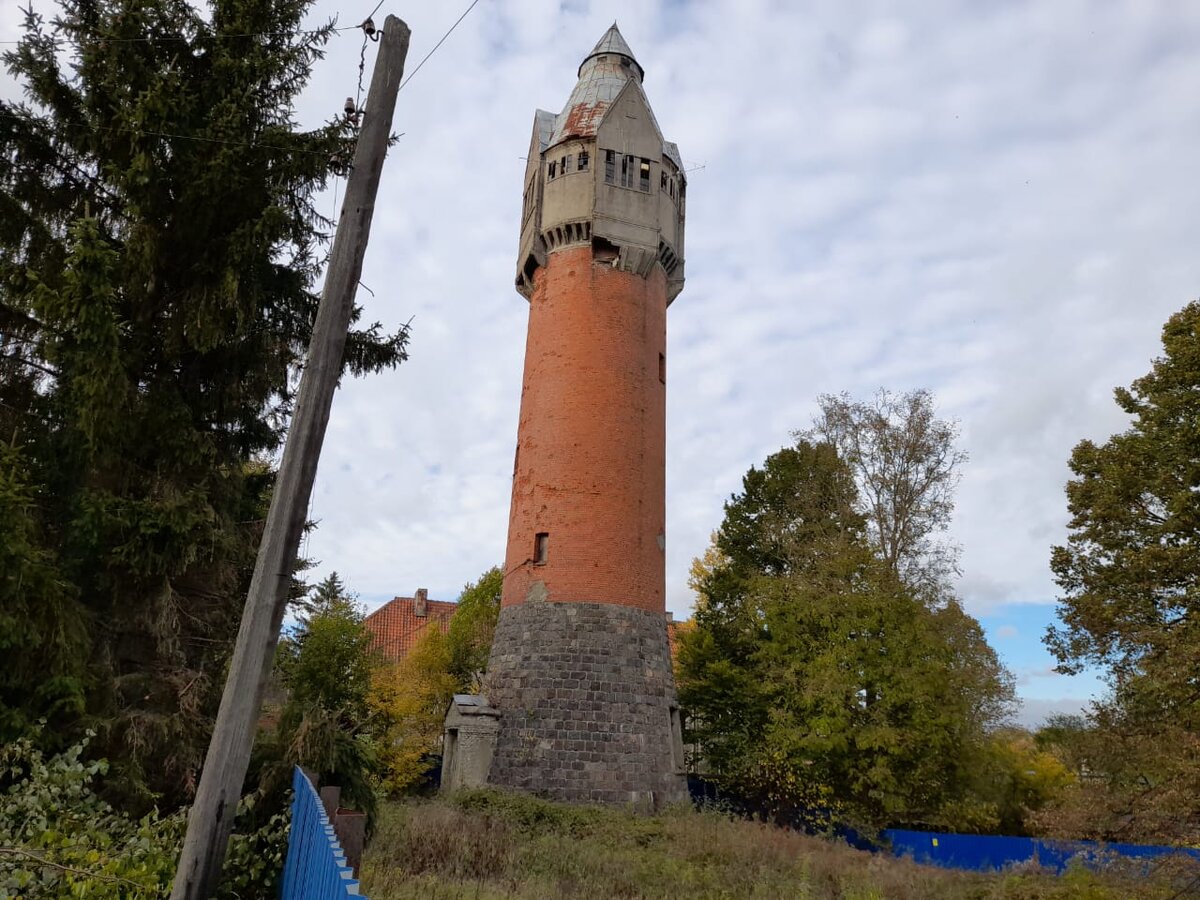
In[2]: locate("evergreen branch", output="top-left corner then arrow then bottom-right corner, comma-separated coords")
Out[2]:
0,23 -> 359,43
6,155 -> 124,213
0,111 -> 337,157
0,352 -> 57,378
0,397 -> 47,423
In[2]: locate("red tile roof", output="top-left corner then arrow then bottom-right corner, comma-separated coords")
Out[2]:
365,594 -> 457,663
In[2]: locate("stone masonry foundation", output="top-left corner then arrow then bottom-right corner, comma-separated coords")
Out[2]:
484,600 -> 687,806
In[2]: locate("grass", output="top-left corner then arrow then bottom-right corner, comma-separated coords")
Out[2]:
358,790 -> 1192,899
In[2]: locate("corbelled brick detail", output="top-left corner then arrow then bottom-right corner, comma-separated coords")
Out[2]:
502,245 -> 668,613
484,600 -> 686,805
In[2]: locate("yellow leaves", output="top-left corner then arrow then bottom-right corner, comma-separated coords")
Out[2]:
368,628 -> 458,794
687,534 -> 728,611
993,729 -> 1076,798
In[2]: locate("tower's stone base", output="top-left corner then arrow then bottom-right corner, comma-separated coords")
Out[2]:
483,601 -> 687,806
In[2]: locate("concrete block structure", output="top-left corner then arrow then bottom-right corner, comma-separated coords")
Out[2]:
441,695 -> 501,792
481,24 -> 688,806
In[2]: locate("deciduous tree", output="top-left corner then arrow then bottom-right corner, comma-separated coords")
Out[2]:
679,440 -> 1013,830
369,628 -> 457,794
447,566 -> 503,691
801,390 -> 966,604
1044,301 -> 1200,843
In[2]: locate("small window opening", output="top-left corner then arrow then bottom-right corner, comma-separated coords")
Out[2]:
534,532 -> 549,564
578,150 -> 589,171
621,154 -> 637,188
604,149 -> 616,183
564,154 -> 573,173
660,171 -> 668,192
639,159 -> 651,192
658,352 -> 666,384
561,155 -> 569,174
548,161 -> 557,179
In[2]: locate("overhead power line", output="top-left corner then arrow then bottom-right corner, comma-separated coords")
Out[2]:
0,109 -> 344,156
399,0 -> 482,92
0,23 -> 357,44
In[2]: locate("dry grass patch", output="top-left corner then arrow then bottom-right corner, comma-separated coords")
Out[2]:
360,791 -> 1186,899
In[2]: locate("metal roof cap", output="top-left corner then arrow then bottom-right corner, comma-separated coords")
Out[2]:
578,23 -> 643,81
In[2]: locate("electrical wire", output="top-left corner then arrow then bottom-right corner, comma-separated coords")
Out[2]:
362,0 -> 387,28
355,30 -> 370,112
0,110 -> 339,157
0,24 -> 357,44
398,0 -> 482,92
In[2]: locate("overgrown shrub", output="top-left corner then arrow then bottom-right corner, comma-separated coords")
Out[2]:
360,792 -> 1189,899
0,733 -> 288,899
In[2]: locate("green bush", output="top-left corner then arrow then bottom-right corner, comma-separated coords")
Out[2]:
0,733 -> 288,899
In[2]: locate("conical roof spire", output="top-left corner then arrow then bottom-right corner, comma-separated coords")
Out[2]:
548,23 -> 647,147
578,22 -> 643,80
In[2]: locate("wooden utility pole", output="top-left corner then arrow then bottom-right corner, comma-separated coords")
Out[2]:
170,16 -> 410,899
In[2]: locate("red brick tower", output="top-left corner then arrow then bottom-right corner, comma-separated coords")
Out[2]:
483,24 -> 687,805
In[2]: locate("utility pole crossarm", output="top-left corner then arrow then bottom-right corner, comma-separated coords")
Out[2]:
170,16 -> 410,900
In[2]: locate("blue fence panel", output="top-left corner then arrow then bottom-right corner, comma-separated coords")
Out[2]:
280,767 -> 365,899
883,828 -> 1200,874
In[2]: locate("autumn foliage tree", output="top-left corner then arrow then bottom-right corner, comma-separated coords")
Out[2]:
1043,301 -> 1200,844
369,628 -> 458,794
368,567 -> 502,793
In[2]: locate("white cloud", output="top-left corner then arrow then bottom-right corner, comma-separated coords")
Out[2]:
996,625 -> 1019,640
1017,665 -> 1063,686
1015,696 -> 1090,730
6,3 -> 1196,716
294,2 -> 1200,636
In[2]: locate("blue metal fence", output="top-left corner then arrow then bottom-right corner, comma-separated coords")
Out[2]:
280,767 -> 366,899
883,828 -> 1200,874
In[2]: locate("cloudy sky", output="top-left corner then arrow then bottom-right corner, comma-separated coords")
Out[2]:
4,0 -> 1198,726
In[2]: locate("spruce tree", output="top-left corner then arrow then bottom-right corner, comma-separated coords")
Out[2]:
0,0 -> 407,810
